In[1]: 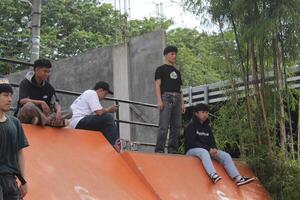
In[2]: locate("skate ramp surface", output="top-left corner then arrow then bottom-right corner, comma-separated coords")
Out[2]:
22,124 -> 270,200
22,124 -> 159,200
122,152 -> 271,200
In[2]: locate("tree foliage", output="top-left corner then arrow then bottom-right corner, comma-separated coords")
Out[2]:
0,0 -> 176,74
40,0 -> 127,59
167,28 -> 239,86
182,0 -> 300,198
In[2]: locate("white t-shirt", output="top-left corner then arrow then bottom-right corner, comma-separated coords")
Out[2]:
69,89 -> 103,128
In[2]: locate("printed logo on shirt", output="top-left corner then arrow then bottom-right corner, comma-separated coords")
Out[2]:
170,71 -> 178,79
196,131 -> 209,136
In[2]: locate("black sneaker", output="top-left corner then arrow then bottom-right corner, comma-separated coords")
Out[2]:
236,176 -> 255,186
210,173 -> 222,183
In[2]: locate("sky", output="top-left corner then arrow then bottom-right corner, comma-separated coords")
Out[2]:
101,0 -> 218,32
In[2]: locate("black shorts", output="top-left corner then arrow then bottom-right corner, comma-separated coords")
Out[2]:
0,174 -> 21,200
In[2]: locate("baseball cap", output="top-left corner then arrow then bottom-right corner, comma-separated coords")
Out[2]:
93,81 -> 113,95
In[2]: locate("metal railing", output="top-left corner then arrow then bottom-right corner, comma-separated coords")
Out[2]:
54,88 -> 158,129
182,65 -> 300,106
1,57 -> 159,149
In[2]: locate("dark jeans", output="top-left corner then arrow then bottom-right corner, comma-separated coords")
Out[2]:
0,174 -> 20,200
155,92 -> 182,153
76,114 -> 119,145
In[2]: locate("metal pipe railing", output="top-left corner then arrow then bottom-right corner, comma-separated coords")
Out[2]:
2,57 -> 159,149
0,57 -> 33,66
11,83 -> 159,130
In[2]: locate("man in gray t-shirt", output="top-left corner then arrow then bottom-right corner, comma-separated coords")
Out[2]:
0,76 -> 29,199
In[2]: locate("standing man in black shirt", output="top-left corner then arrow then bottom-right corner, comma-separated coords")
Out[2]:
17,59 -> 71,127
0,76 -> 29,199
154,46 -> 185,153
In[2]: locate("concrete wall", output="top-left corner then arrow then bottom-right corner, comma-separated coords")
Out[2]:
128,31 -> 165,151
7,30 -> 165,152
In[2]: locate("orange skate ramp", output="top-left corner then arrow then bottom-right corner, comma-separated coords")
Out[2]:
22,124 -> 159,200
22,124 -> 270,200
122,152 -> 271,200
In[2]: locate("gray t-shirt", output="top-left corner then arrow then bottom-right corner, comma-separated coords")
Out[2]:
0,115 -> 29,174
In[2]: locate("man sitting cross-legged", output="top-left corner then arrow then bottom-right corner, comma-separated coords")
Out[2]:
17,58 -> 72,127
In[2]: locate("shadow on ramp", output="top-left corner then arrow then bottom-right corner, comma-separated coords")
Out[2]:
23,124 -> 271,200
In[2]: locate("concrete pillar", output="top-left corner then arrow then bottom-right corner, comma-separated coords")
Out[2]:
113,44 -> 131,140
30,0 -> 41,62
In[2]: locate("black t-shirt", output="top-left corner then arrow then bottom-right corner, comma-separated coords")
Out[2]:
18,76 -> 59,110
0,116 -> 29,174
154,64 -> 182,93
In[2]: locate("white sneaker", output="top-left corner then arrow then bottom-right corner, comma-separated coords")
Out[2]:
236,176 -> 255,186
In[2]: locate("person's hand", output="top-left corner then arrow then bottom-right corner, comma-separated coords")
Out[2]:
19,183 -> 28,198
40,101 -> 50,116
157,100 -> 163,111
108,105 -> 118,113
209,148 -> 218,157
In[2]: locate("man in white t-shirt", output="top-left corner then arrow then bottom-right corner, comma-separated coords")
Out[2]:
69,81 -> 119,150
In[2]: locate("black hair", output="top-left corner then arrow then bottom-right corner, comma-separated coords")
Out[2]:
163,45 -> 178,55
0,76 -> 13,94
34,58 -> 52,69
0,84 -> 13,94
193,103 -> 209,112
93,81 -> 113,94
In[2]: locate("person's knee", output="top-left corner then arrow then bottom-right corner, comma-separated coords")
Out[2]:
22,102 -> 38,111
105,114 -> 115,122
220,151 -> 232,161
188,148 -> 210,159
198,149 -> 210,159
99,114 -> 115,125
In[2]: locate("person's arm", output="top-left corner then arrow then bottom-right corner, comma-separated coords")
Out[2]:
184,124 -> 198,150
94,105 -> 118,116
155,79 -> 163,111
18,150 -> 28,198
208,126 -> 218,157
84,90 -> 118,116
20,98 -> 50,115
209,126 -> 217,149
180,90 -> 185,113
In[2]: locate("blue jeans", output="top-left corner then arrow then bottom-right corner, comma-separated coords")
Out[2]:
76,114 -> 119,145
155,92 -> 182,153
187,148 -> 240,179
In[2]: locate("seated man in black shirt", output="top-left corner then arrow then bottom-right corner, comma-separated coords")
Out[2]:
17,59 -> 71,127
